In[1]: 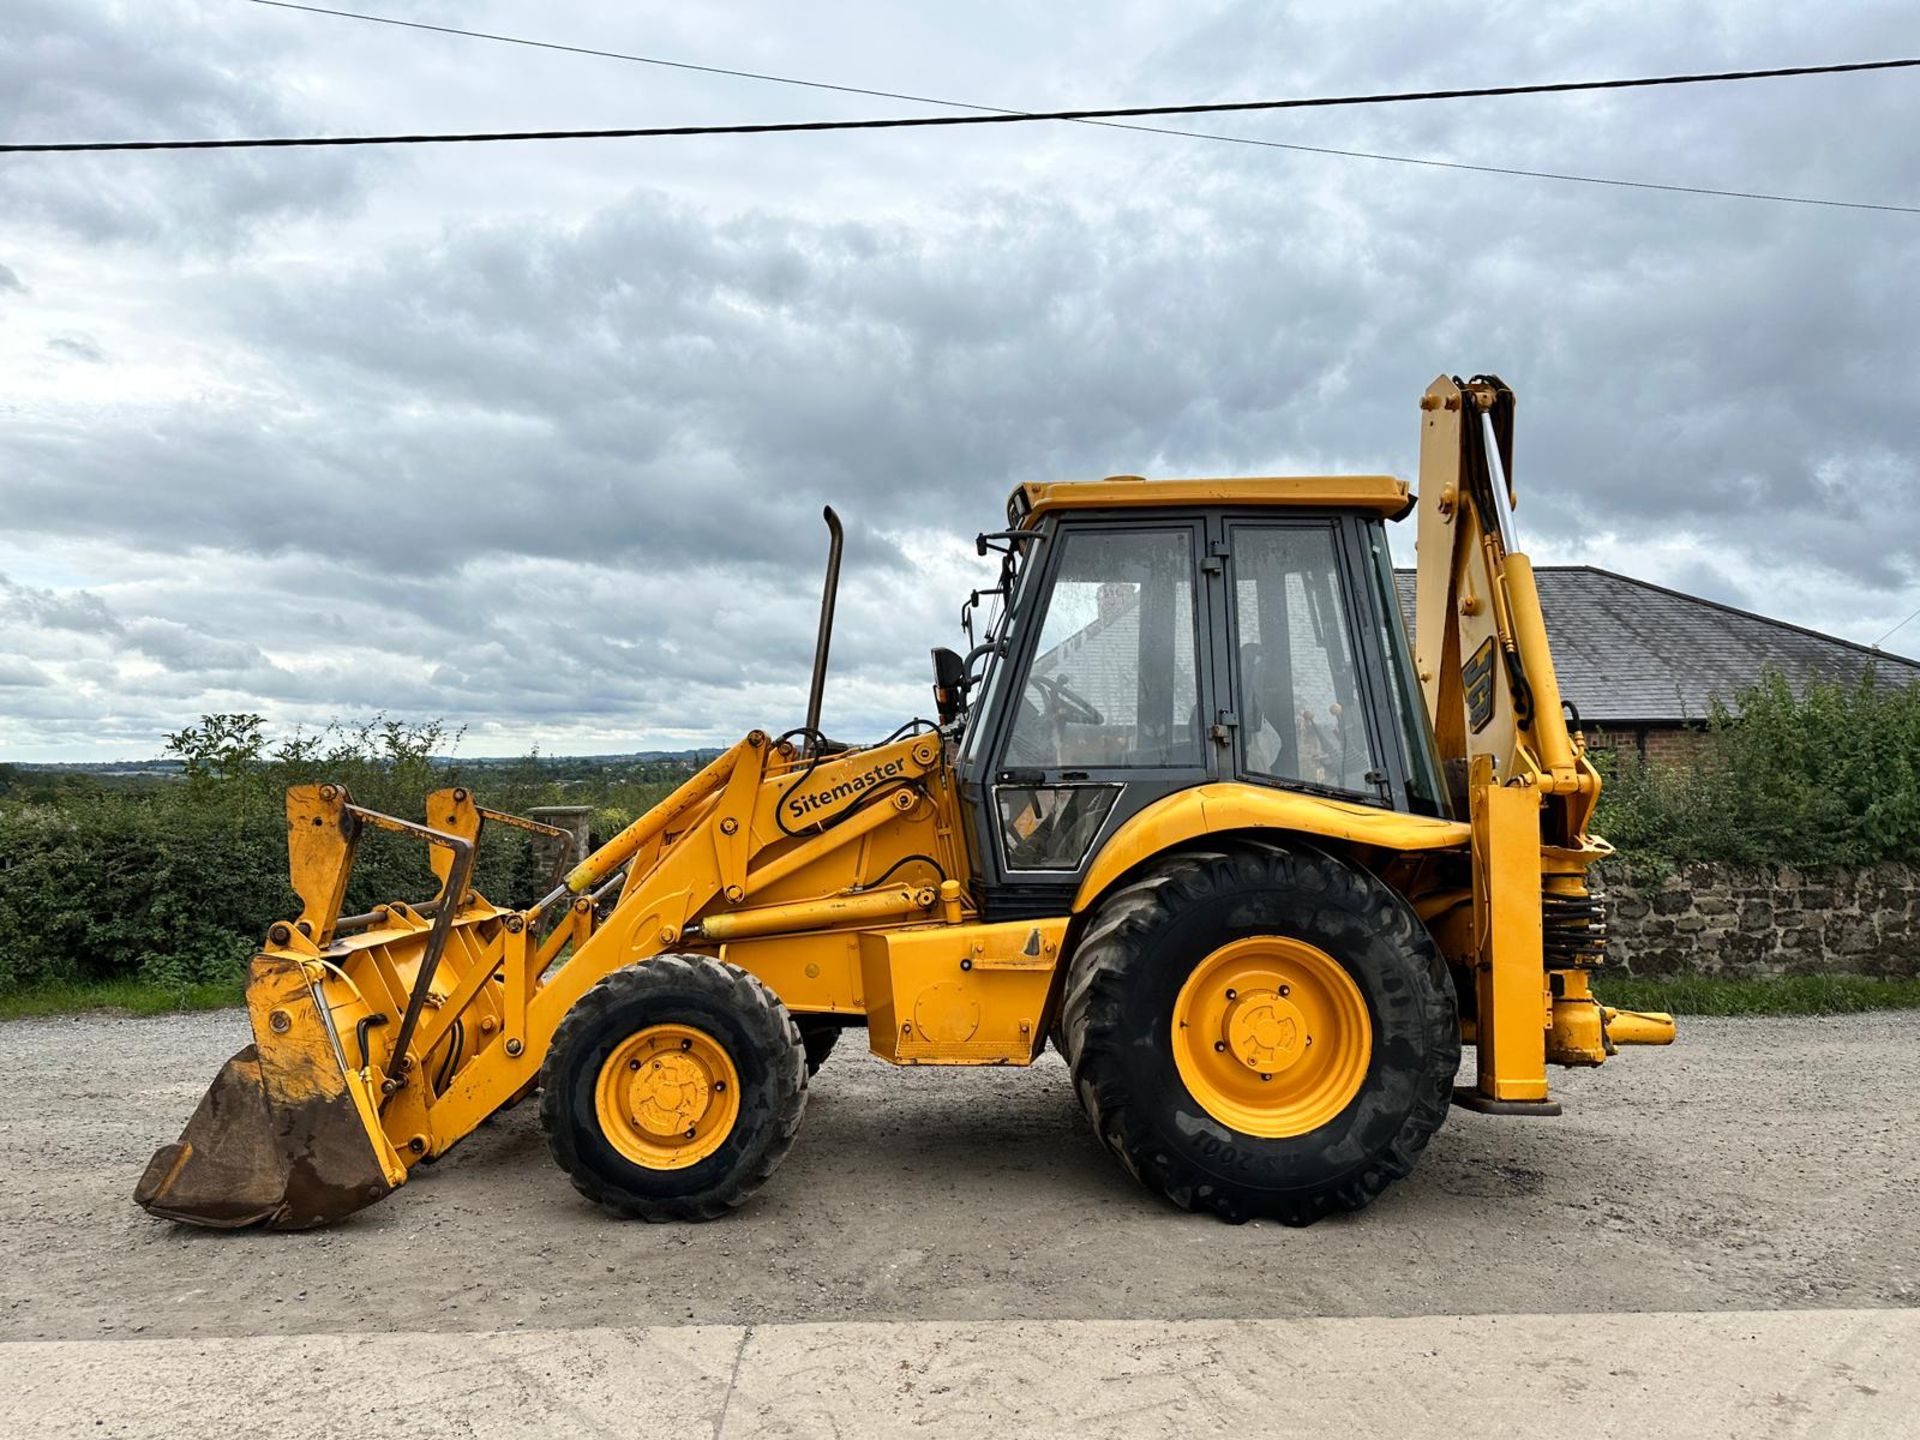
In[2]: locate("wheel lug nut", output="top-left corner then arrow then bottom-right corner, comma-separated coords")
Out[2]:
1260,1073 -> 1272,1082
685,1127 -> 697,1139
680,1038 -> 693,1051
628,1059 -> 641,1071
1214,1041 -> 1227,1053
713,1081 -> 726,1093
1225,988 -> 1237,1000
1278,985 -> 1290,997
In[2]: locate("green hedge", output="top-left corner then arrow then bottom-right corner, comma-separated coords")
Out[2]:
1593,669 -> 1920,868
0,717 -> 675,997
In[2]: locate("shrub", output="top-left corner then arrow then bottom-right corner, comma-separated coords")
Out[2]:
0,716 -> 679,998
1594,668 -> 1920,868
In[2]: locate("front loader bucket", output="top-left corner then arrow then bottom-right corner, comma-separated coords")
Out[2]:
135,953 -> 408,1230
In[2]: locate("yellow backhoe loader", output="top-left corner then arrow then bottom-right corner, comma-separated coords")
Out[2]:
136,373 -> 1673,1231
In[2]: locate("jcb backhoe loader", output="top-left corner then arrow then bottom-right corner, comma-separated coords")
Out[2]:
136,373 -> 1673,1230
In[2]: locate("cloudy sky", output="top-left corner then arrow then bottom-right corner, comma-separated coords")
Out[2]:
2,0 -> 1917,762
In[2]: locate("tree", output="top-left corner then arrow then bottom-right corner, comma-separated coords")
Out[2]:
164,714 -> 267,788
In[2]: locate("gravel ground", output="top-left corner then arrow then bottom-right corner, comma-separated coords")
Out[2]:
1,1009 -> 1915,1342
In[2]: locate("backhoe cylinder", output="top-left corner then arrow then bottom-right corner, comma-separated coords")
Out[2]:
1479,410 -> 1519,550
1503,554 -> 1578,782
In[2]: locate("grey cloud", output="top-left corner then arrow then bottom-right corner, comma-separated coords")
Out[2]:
0,573 -> 123,635
0,0 -> 1916,759
46,332 -> 105,363
0,263 -> 22,293
123,617 -> 274,675
0,657 -> 54,688
0,186 -> 1397,578
0,0 -> 365,249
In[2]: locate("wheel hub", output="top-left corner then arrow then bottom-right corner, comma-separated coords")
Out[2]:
594,1024 -> 741,1169
1172,936 -> 1372,1138
1223,990 -> 1309,1074
626,1051 -> 716,1138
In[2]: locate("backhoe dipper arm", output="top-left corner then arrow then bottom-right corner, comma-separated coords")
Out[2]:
1413,374 -> 1590,834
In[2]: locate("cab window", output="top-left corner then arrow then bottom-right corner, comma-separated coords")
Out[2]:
1229,526 -> 1381,796
1003,529 -> 1202,770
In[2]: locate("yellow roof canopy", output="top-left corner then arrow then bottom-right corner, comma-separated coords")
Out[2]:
1013,474 -> 1413,522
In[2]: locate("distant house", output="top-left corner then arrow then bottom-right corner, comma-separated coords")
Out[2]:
1394,566 -> 1920,765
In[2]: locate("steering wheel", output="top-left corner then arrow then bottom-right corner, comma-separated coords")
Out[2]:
1029,672 -> 1104,727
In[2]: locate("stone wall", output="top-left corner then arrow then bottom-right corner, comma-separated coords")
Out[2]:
1601,861 -> 1920,978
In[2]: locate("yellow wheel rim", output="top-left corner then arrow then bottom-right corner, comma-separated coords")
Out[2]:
1171,937 -> 1371,1138
593,1024 -> 741,1170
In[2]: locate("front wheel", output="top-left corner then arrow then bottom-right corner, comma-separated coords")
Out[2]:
539,954 -> 806,1221
1062,842 -> 1458,1225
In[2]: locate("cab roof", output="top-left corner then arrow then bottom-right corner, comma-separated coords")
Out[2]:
1010,474 -> 1413,525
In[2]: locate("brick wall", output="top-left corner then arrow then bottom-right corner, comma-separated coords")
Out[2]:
1600,861 -> 1920,978
1586,725 -> 1712,767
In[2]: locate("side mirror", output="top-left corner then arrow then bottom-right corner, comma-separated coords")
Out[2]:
931,647 -> 968,725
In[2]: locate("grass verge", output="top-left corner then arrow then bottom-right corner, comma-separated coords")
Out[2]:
0,978 -> 246,1021
1596,973 -> 1920,1016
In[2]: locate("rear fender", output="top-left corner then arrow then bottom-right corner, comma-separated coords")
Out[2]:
1071,783 -> 1470,914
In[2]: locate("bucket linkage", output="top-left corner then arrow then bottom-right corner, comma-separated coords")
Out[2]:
134,785 -> 571,1230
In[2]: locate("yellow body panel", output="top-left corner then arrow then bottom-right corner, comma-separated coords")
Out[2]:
859,918 -> 1067,1064
1072,784 -> 1470,913
1017,474 -> 1412,521
1471,769 -> 1550,1102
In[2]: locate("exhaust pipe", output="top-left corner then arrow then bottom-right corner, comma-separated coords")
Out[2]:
805,505 -> 843,740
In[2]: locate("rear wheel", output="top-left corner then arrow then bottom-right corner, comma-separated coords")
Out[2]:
540,955 -> 806,1221
1062,842 -> 1457,1225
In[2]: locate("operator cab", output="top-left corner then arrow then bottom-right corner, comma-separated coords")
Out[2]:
942,475 -> 1445,921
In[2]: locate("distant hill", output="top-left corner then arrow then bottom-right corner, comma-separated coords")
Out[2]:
8,749 -> 725,776
455,750 -> 725,769
9,759 -> 186,776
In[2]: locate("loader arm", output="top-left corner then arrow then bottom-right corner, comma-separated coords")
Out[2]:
137,727 -> 971,1227
1413,373 -> 1672,1106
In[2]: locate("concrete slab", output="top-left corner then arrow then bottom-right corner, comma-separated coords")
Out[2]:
6,1308 -> 1913,1439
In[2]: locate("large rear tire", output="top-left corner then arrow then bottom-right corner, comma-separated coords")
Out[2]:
1062,842 -> 1457,1225
540,955 -> 806,1221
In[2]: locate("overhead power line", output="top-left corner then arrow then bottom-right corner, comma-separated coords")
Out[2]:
3,53 -> 1918,191
1876,600 -> 1920,648
242,0 -> 1021,112
230,3 -> 1920,214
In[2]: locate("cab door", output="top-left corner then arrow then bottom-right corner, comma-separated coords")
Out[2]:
1215,516 -> 1419,812
963,516 -> 1218,918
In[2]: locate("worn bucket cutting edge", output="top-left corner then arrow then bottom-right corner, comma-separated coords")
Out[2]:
134,952 -> 407,1230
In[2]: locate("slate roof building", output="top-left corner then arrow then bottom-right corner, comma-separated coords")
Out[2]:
1393,566 -> 1920,764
